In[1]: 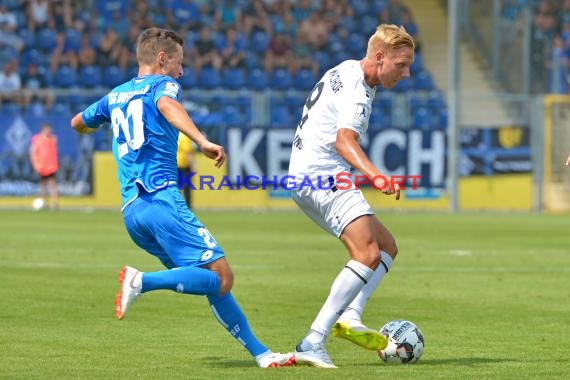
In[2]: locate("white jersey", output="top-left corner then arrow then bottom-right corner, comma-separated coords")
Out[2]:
288,60 -> 376,184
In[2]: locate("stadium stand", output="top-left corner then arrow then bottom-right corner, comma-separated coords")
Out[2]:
0,0 -> 481,130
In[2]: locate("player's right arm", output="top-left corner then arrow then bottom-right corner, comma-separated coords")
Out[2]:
71,96 -> 110,134
157,96 -> 225,168
566,154 -> 570,166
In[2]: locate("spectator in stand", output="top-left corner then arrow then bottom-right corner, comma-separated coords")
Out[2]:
381,0 -> 409,25
214,0 -> 241,32
242,0 -> 272,36
264,32 -> 294,73
292,0 -> 314,24
298,10 -> 330,51
320,0 -> 342,30
49,30 -> 79,72
26,0 -> 53,34
547,35 -> 569,93
192,26 -> 222,72
292,29 -> 319,76
22,62 -> 54,112
118,23 -> 142,69
401,8 -> 421,52
272,9 -> 297,39
129,0 -> 156,30
50,0 -> 72,32
531,1 -> 557,93
165,0 -> 201,32
0,59 -> 22,109
219,27 -> 247,70
559,0 -> 570,29
97,27 -> 125,67
0,4 -> 24,52
77,34 -> 97,68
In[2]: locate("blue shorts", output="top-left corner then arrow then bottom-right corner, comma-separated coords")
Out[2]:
123,186 -> 225,269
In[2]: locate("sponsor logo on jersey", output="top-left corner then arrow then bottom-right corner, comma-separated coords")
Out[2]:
164,81 -> 180,97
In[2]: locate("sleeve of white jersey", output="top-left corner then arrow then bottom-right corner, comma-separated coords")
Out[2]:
334,92 -> 371,138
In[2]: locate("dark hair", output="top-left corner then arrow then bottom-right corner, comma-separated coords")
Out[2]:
136,28 -> 184,65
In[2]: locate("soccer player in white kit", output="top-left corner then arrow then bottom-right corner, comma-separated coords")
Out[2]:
288,24 -> 415,368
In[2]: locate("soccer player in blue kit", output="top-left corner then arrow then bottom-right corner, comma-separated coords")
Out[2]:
70,27 -> 295,368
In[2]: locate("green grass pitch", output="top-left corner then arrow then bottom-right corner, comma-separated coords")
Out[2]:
0,209 -> 569,379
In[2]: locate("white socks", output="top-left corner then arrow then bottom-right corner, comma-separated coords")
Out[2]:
304,260 -> 374,345
343,251 -> 394,321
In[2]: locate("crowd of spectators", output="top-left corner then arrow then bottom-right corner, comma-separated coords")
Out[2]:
0,0 -> 424,118
530,0 -> 570,94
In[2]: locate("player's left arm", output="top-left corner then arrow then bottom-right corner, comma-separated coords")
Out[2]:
336,128 -> 400,200
157,96 -> 225,168
566,154 -> 570,166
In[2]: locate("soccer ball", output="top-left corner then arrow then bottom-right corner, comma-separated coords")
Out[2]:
32,198 -> 45,211
378,320 -> 424,364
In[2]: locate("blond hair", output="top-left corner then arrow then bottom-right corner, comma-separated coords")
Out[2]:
136,28 -> 184,65
366,24 -> 415,58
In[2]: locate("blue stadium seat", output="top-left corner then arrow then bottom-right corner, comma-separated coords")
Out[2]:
361,15 -> 378,34
270,104 -> 292,127
427,90 -> 445,112
51,101 -> 72,116
438,108 -> 448,128
412,107 -> 435,129
103,65 -> 126,88
270,69 -> 293,91
351,0 -> 369,17
179,68 -> 198,88
20,28 -> 35,47
408,92 -> 426,111
410,53 -> 423,75
53,65 -> 78,88
223,67 -> 246,90
369,109 -> 390,130
393,78 -> 413,93
284,90 -> 304,113
414,71 -> 435,91
37,28 -> 58,51
127,65 -> 139,79
21,49 -> 44,67
198,67 -> 221,89
374,92 -> 394,114
347,33 -> 366,55
64,28 -> 82,52
332,51 -> 351,66
250,31 -> 270,54
247,68 -> 268,90
222,105 -> 243,127
79,65 -> 102,88
293,69 -> 315,91
312,51 -> 330,73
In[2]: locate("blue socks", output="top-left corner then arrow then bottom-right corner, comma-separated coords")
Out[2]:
208,292 -> 268,357
141,267 -> 220,295
140,267 -> 268,357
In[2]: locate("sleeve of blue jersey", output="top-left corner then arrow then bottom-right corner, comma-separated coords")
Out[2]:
154,77 -> 182,104
83,95 -> 111,128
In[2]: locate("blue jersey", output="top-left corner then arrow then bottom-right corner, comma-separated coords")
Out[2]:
82,75 -> 182,210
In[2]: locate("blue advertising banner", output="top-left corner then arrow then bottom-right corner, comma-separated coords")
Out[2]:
0,115 -> 93,196
223,126 -> 531,191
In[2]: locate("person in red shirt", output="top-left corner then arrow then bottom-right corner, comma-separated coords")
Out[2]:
30,123 -> 59,209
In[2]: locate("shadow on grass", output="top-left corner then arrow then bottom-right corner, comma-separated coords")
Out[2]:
205,356 -> 518,369
413,357 -> 520,366
202,357 -> 258,368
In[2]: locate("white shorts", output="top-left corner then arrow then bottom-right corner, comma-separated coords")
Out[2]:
291,185 -> 374,238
